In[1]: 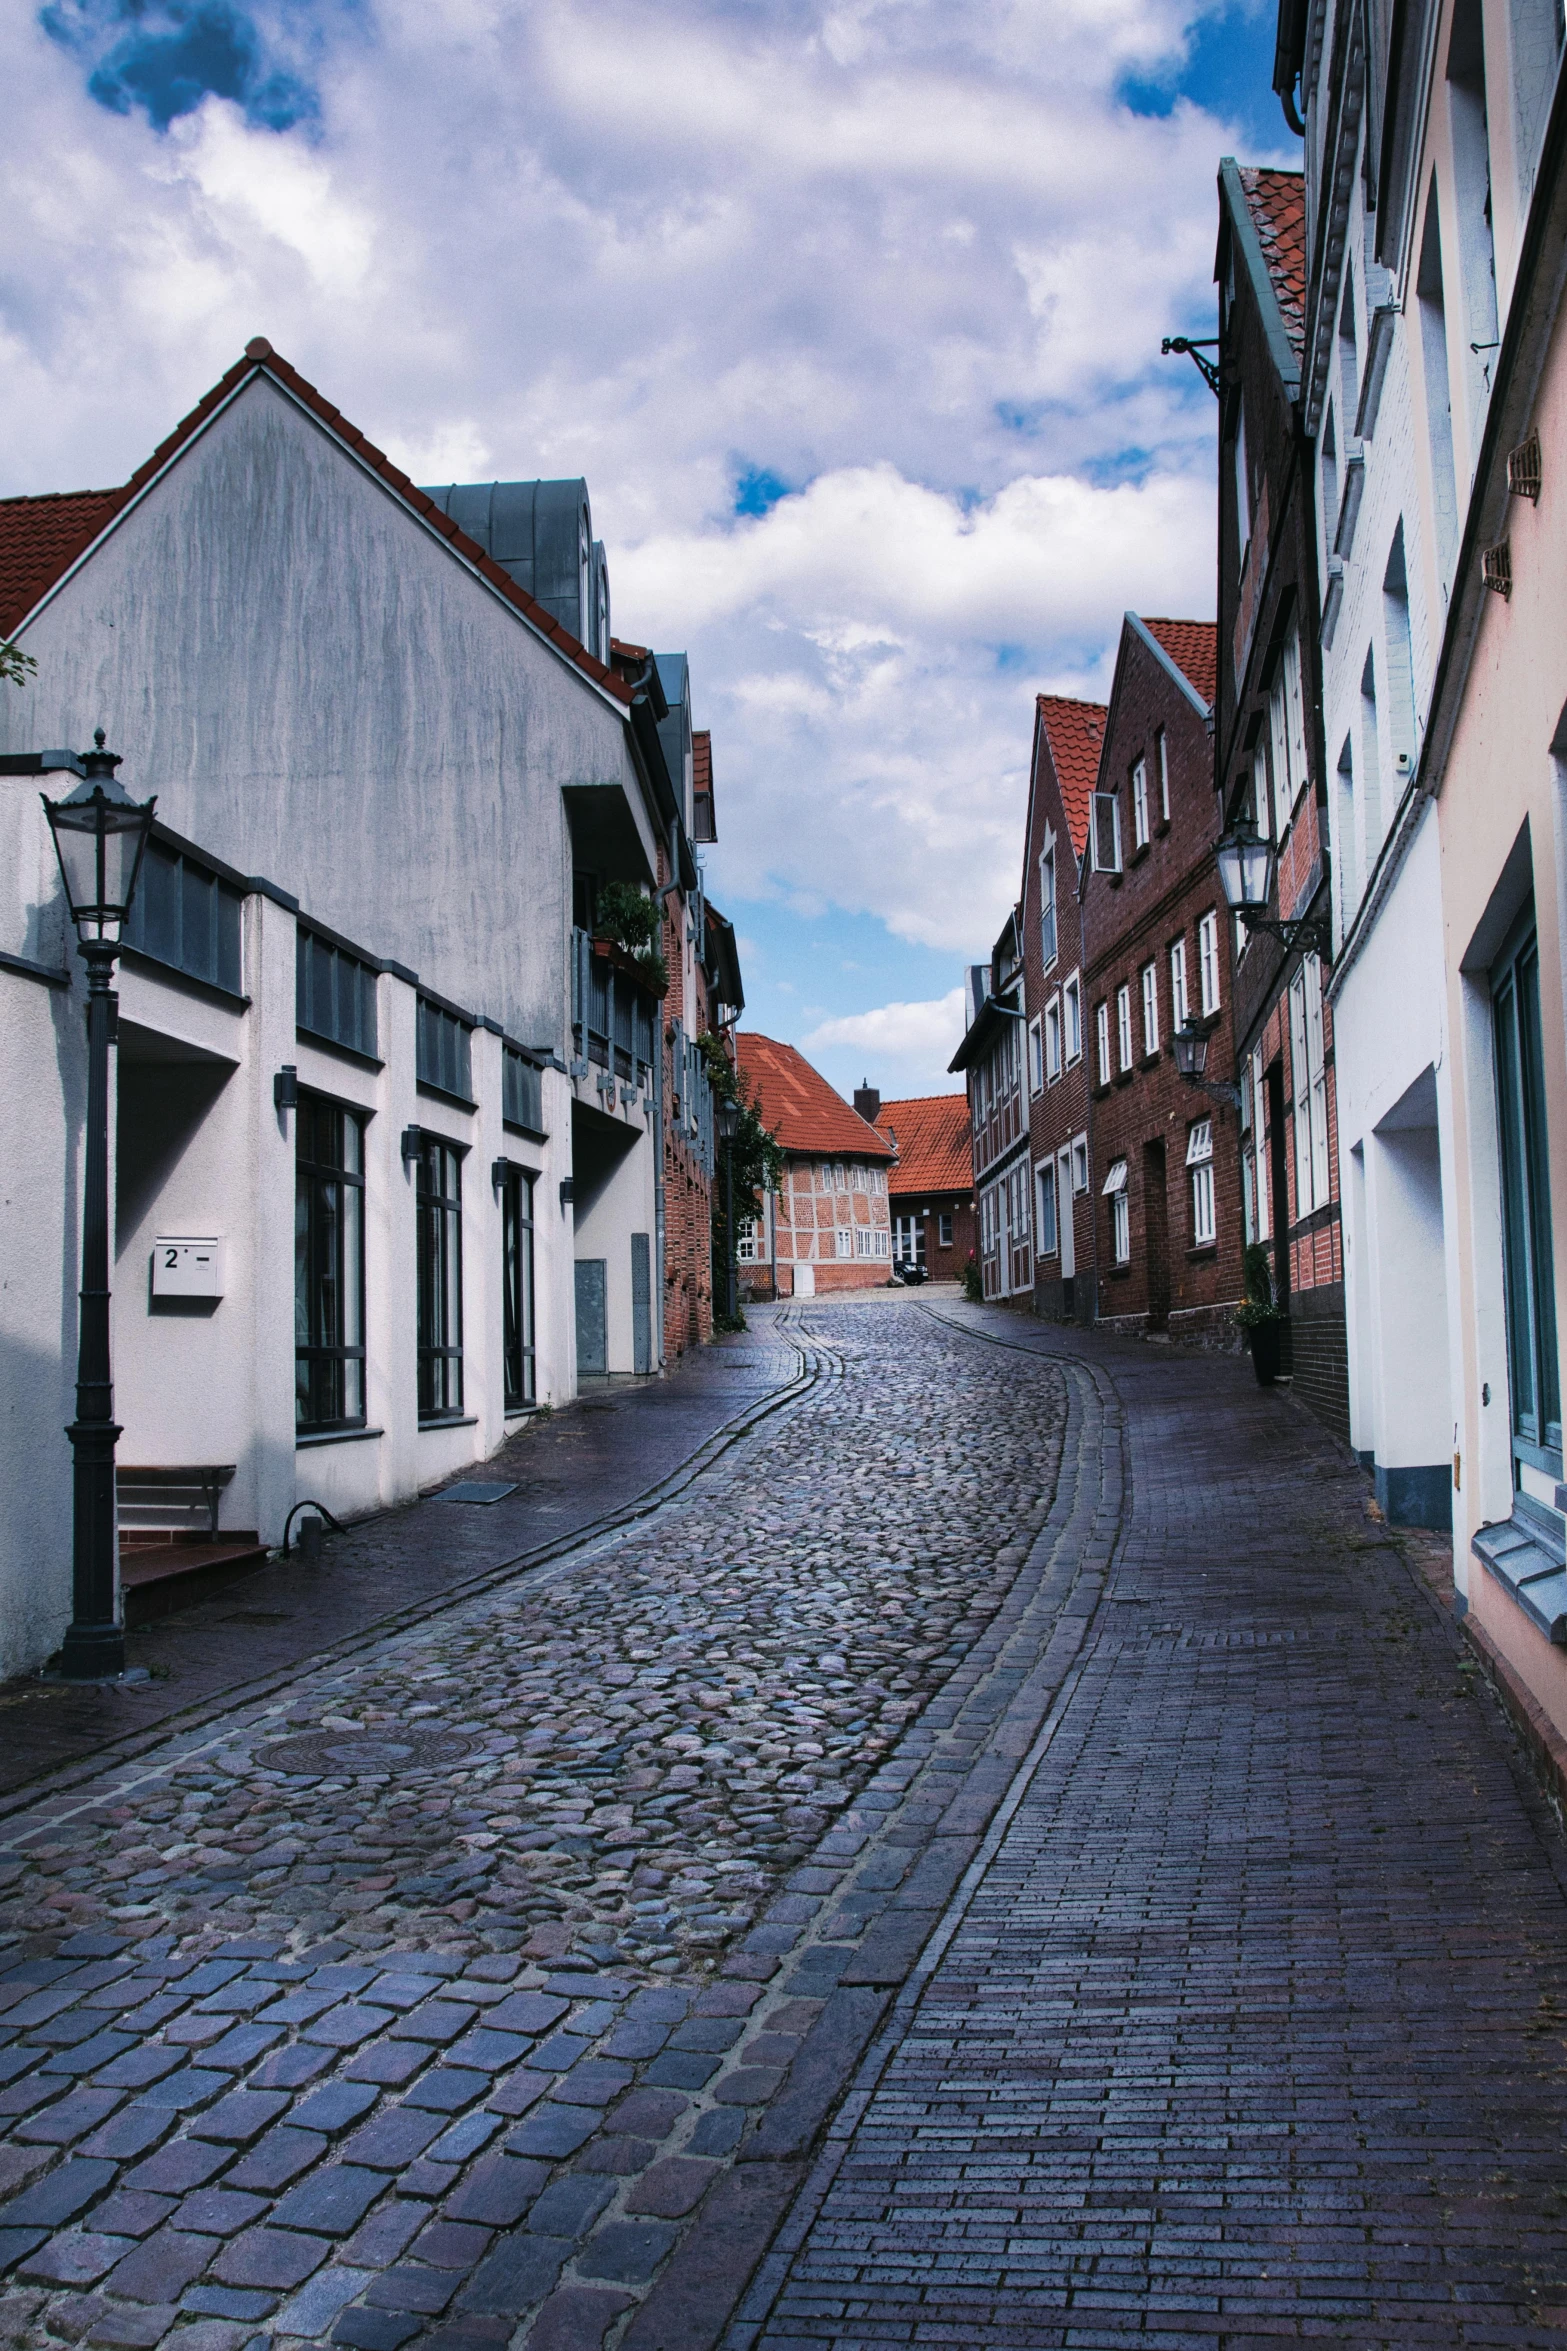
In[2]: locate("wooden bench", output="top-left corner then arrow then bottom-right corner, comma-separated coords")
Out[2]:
117,1464 -> 237,1545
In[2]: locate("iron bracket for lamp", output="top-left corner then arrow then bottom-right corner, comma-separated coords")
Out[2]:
1180,1073 -> 1244,1110
1160,336 -> 1221,398
1235,908 -> 1334,961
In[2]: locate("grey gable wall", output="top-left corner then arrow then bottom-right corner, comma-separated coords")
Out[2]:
1,372 -> 644,1052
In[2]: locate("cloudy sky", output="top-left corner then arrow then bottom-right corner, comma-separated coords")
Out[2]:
4,0 -> 1295,1097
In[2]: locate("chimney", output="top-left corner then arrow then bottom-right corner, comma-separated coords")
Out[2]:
854,1080 -> 881,1124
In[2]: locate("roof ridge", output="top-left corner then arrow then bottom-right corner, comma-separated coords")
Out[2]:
1,339 -> 633,705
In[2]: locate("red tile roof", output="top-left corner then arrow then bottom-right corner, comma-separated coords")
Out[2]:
737,1034 -> 893,1159
875,1095 -> 972,1195
0,490 -> 120,638
1036,696 -> 1107,856
1238,167 -> 1306,362
1141,617 -> 1218,711
0,339 -> 631,704
693,729 -> 712,798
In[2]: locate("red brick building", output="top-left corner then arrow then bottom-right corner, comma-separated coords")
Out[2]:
734,1036 -> 893,1297
863,1089 -> 976,1281
950,914 -> 1032,1303
1215,162 -> 1347,1436
1021,695 -> 1104,1321
1082,615 -> 1245,1342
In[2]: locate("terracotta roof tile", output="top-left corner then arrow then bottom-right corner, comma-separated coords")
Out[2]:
875,1095 -> 972,1194
693,730 -> 712,796
1238,166 -> 1306,361
0,490 -> 121,638
1141,617 -> 1218,710
1036,696 -> 1107,856
736,1034 -> 893,1159
0,338 -> 632,705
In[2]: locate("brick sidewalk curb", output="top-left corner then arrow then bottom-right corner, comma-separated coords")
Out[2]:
607,1341 -> 1126,2351
0,1331 -> 827,1830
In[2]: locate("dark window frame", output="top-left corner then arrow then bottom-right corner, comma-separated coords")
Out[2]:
1493,905 -> 1561,1512
297,925 -> 379,1061
417,1135 -> 466,1422
295,1092 -> 368,1434
123,835 -> 244,996
501,1165 -> 537,1411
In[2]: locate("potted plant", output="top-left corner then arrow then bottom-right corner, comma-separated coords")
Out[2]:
1234,1241 -> 1283,1385
592,879 -> 670,999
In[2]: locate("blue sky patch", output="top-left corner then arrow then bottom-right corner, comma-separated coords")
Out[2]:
733,464 -> 794,519
40,0 -> 320,131
1121,3 -> 1292,160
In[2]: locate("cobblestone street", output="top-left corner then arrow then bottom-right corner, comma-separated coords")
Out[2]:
3,1297 -> 1567,2348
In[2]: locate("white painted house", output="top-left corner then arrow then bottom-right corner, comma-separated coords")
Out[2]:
0,339 -> 695,1676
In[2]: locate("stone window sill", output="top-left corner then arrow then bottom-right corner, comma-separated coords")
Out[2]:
1474,1515 -> 1567,1644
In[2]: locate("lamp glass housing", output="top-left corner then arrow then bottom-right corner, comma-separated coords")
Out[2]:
1172,1017 -> 1209,1079
716,1097 -> 741,1144
1215,820 -> 1276,916
44,750 -> 156,942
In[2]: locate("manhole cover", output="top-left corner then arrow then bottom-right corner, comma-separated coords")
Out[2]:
256,1728 -> 477,1776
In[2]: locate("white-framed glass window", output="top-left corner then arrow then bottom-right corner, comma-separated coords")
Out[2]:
1116,983 -> 1134,1073
1091,791 -> 1122,874
1063,974 -> 1082,1064
1040,839 -> 1058,971
1187,1117 -> 1216,1245
1170,936 -> 1189,1029
1140,961 -> 1159,1057
1028,1014 -> 1045,1097
836,1225 -> 853,1257
1104,1156 -> 1130,1263
1253,739 -> 1272,840
736,1215 -> 762,1261
1037,1160 -> 1058,1257
1198,911 -> 1221,1016
1132,757 -> 1150,848
938,1211 -> 953,1246
1289,952 -> 1331,1216
1156,728 -> 1170,822
1251,1046 -> 1270,1239
855,1224 -> 880,1256
1045,994 -> 1063,1082
1071,1134 -> 1089,1194
1284,628 -> 1308,817
1267,629 -> 1307,838
1096,1000 -> 1111,1086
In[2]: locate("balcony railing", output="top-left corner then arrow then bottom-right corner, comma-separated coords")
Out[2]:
571,928 -> 656,1092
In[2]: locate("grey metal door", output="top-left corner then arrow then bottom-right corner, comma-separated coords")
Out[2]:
575,1259 -> 607,1377
631,1232 -> 652,1375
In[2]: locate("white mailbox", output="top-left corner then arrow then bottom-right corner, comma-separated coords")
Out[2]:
152,1237 -> 225,1300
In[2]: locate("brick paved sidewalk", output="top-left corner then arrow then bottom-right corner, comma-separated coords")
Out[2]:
734,1305 -> 1567,2349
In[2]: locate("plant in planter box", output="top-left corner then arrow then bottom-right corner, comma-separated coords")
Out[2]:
1234,1241 -> 1283,1383
594,879 -> 669,998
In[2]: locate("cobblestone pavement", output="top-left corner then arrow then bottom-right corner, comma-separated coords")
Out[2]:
0,1297 -> 1086,2349
734,1304 -> 1567,2350
0,1333 -> 802,1800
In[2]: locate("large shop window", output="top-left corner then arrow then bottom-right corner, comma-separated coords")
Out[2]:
417,1137 -> 465,1421
1493,910 -> 1562,1523
296,1096 -> 367,1432
501,1165 -> 536,1411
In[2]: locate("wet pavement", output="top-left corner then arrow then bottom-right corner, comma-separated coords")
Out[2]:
5,1296 -> 1567,2350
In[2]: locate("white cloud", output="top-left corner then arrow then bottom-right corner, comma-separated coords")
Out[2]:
0,0 -> 1281,998
805,988 -> 967,1065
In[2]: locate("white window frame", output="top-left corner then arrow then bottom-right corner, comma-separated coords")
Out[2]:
1140,961 -> 1159,1058
1104,1157 -> 1130,1263
1170,936 -> 1189,1030
1028,1014 -> 1045,1097
736,1214 -> 761,1262
1045,994 -> 1063,1082
1156,728 -> 1170,823
1198,911 -> 1221,1017
1095,1000 -> 1111,1086
835,1225 -> 853,1258
1036,1160 -> 1058,1257
1116,983 -> 1134,1073
937,1211 -> 953,1247
1063,973 -> 1082,1065
1091,791 -> 1123,874
1187,1117 -> 1216,1246
1132,756 -> 1150,849
1071,1134 -> 1089,1193
1039,838 -> 1058,973
1289,952 -> 1331,1217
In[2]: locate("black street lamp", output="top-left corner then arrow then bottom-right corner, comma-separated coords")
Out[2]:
716,1095 -> 740,1322
1170,1015 -> 1242,1110
1214,816 -> 1333,960
42,733 -> 157,1680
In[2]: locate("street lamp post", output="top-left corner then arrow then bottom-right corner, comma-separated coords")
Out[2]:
1170,1015 -> 1243,1111
42,734 -> 157,1681
1214,816 -> 1333,961
716,1096 -> 740,1322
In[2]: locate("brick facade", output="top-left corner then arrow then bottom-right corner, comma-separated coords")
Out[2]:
735,1036 -> 893,1298
870,1091 -> 977,1284
1082,618 -> 1246,1344
1216,164 -> 1348,1438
